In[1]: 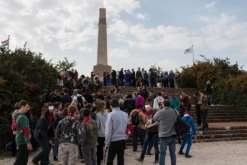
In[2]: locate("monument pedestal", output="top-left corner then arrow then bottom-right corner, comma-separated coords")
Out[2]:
93,64 -> 112,78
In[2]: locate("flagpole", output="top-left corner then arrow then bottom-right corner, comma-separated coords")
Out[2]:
7,35 -> 10,50
24,41 -> 28,50
192,44 -> 195,64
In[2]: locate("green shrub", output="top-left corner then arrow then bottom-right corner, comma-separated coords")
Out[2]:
177,58 -> 247,105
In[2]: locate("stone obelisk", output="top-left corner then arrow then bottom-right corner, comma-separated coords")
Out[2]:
93,7 -> 112,79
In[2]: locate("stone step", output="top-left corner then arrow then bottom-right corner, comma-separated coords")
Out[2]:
198,126 -> 247,131
207,119 -> 247,122
193,114 -> 247,117
192,108 -> 246,112
193,137 -> 247,143
197,129 -> 247,135
197,132 -> 247,139
193,117 -> 247,121
193,113 -> 247,116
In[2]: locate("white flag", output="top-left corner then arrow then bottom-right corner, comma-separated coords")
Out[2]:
184,45 -> 194,54
1,35 -> 10,49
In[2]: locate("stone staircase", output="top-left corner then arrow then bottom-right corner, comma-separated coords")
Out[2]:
192,105 -> 247,142
101,86 -> 196,96
102,86 -> 247,142
195,125 -> 247,142
192,106 -> 247,123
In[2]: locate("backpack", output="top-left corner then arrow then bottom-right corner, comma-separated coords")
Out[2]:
11,118 -> 17,133
131,111 -> 140,126
175,117 -> 189,136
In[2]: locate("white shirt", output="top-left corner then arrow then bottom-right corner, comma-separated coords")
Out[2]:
153,96 -> 164,110
105,107 -> 128,146
96,111 -> 108,137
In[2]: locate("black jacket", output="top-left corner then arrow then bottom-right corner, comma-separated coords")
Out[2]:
34,116 -> 49,145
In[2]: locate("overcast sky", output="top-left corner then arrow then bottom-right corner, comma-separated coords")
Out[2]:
1,0 -> 247,74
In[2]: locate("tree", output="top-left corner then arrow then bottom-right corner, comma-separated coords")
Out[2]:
0,48 -> 58,113
0,48 -> 59,151
176,57 -> 247,105
55,57 -> 75,72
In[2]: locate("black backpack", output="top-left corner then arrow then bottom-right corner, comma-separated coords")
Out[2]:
131,111 -> 140,126
175,117 -> 189,136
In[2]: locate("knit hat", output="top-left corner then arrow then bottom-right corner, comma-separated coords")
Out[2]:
135,95 -> 145,107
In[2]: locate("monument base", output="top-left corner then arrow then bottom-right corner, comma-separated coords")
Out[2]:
93,64 -> 112,79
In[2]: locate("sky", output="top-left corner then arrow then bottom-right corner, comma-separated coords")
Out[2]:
1,0 -> 247,74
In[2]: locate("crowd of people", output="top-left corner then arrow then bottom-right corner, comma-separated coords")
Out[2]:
56,67 -> 177,89
10,69 -> 213,165
103,68 -> 176,88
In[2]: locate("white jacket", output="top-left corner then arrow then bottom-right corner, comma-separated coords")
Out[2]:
105,107 -> 128,146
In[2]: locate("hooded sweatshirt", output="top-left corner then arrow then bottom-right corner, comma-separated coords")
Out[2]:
15,112 -> 30,146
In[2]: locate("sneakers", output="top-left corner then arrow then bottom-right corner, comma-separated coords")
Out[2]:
185,154 -> 192,158
136,158 -> 144,162
178,150 -> 184,155
32,160 -> 39,165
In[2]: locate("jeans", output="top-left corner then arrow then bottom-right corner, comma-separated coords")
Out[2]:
207,94 -> 213,105
53,139 -> 59,159
14,144 -> 28,165
97,137 -> 105,165
107,140 -> 125,165
201,109 -> 208,132
132,127 -> 145,152
140,133 -> 159,162
195,104 -> 202,126
82,146 -> 97,165
32,142 -> 50,165
180,134 -> 192,155
159,136 -> 176,165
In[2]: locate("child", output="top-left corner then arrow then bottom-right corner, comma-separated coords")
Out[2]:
178,110 -> 196,158
80,106 -> 97,165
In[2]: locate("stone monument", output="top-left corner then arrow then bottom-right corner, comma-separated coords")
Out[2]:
93,7 -> 112,78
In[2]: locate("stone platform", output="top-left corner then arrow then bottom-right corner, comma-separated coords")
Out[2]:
1,141 -> 247,165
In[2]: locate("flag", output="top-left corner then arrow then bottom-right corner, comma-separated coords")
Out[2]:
1,35 -> 10,49
184,45 -> 194,54
23,41 -> 28,49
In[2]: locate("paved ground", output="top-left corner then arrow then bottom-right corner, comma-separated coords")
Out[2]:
1,140 -> 247,165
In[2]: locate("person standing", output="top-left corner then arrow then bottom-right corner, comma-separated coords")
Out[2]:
130,104 -> 146,152
201,94 -> 209,134
10,103 -> 19,157
32,104 -> 50,165
105,98 -> 128,165
80,106 -> 97,165
153,93 -> 164,111
153,100 -> 177,165
178,110 -> 196,158
51,103 -> 65,161
137,105 -> 159,164
194,91 -> 203,126
119,68 -> 124,86
169,96 -> 180,111
168,71 -> 175,88
14,100 -> 32,165
95,100 -> 108,165
205,80 -> 213,105
55,104 -> 81,165
111,70 -> 117,86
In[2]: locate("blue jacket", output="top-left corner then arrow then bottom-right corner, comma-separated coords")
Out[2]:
182,114 -> 196,135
